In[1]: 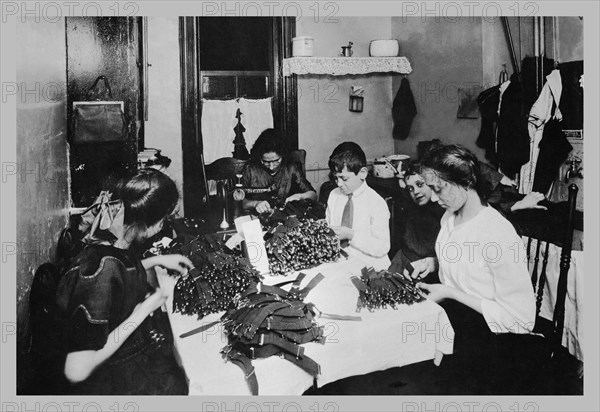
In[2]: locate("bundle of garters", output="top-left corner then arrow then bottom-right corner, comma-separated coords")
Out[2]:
165,234 -> 262,319
351,267 -> 426,311
259,199 -> 327,226
220,273 -> 326,395
263,215 -> 340,276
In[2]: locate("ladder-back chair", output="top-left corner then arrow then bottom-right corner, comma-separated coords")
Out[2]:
288,149 -> 307,177
523,183 -> 579,356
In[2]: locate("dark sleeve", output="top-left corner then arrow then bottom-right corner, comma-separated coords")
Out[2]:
58,257 -> 126,353
289,162 -> 315,195
68,309 -> 112,352
488,185 -> 524,215
480,162 -> 504,191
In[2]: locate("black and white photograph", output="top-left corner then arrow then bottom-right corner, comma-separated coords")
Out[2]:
1,1 -> 598,410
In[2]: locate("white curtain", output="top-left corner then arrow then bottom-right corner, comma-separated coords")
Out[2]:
201,97 -> 274,164
238,97 -> 274,155
201,99 -> 238,164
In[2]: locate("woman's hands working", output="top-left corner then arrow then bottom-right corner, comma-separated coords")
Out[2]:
284,190 -> 317,204
406,257 -> 438,280
142,254 -> 193,275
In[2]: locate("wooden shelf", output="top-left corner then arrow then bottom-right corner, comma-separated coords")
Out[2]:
282,56 -> 412,76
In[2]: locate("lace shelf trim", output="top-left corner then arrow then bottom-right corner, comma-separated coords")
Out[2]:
282,57 -> 412,76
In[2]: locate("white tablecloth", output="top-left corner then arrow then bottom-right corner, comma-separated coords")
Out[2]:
156,257 -> 454,395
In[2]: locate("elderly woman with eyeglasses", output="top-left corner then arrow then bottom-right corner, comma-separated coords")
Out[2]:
242,128 -> 317,214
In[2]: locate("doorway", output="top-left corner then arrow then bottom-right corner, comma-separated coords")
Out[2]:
179,17 -> 297,217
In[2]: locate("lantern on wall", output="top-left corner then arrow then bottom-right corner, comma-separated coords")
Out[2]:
349,85 -> 364,113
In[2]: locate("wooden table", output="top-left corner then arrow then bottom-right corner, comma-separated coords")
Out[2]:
156,256 -> 454,395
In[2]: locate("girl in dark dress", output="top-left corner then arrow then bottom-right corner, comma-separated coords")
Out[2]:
242,128 -> 316,214
56,169 -> 192,395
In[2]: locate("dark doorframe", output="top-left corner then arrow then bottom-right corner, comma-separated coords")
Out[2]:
179,17 -> 205,217
273,18 -> 298,150
179,17 -> 297,218
67,17 -> 143,207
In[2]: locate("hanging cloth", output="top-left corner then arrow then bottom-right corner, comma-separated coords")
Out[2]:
201,99 -> 238,164
237,97 -> 274,152
532,117 -> 572,194
495,73 -> 531,179
201,98 -> 274,163
392,77 -> 417,140
519,69 -> 565,194
476,85 -> 501,167
557,61 -> 583,130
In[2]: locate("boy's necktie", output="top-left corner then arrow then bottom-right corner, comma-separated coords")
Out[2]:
341,194 -> 353,228
340,194 -> 353,248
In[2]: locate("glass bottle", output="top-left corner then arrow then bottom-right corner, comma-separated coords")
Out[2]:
499,63 -> 509,84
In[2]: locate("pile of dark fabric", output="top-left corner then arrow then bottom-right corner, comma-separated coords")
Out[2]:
264,216 -> 340,276
220,275 -> 325,394
165,234 -> 262,319
351,267 -> 425,312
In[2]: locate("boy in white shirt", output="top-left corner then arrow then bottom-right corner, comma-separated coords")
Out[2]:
325,142 -> 391,270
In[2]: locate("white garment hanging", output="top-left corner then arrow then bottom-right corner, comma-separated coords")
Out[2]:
237,97 -> 274,155
494,80 -> 512,158
497,80 -> 511,117
518,70 -> 563,194
201,98 -> 274,164
201,99 -> 238,164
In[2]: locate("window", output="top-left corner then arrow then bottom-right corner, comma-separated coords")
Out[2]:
199,18 -> 273,99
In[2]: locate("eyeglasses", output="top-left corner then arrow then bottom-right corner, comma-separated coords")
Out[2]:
261,157 -> 282,166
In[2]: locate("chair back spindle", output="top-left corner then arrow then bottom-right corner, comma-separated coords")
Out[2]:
552,183 -> 578,352
525,183 -> 578,357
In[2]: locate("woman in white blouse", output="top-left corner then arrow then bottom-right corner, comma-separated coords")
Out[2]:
417,144 -> 543,394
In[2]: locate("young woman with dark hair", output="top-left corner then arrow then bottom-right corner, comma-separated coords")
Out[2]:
242,128 -> 316,214
417,144 -> 544,393
56,169 -> 191,395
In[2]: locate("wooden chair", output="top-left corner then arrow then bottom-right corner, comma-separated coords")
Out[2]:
523,184 -> 579,357
511,183 -> 582,394
204,157 -> 248,182
288,149 -> 307,177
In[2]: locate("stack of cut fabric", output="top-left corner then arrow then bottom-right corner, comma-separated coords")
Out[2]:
351,267 -> 425,311
166,234 -> 262,319
264,216 -> 340,276
220,276 -> 325,394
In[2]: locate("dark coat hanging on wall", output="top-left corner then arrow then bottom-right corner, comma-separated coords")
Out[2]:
392,77 -> 417,140
476,85 -> 501,167
495,73 -> 531,179
520,56 -> 556,110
